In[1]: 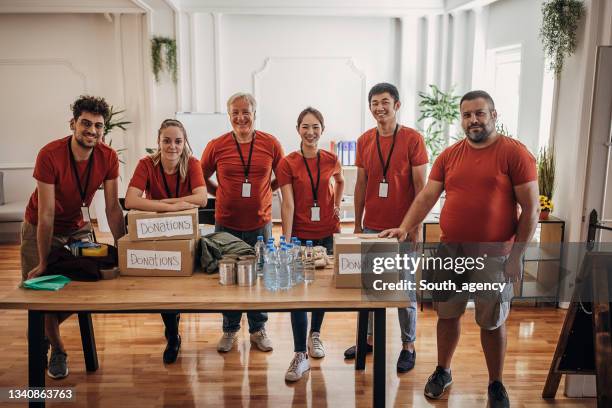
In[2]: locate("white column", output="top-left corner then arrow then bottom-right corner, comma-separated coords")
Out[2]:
471,6 -> 489,90
398,16 -> 420,126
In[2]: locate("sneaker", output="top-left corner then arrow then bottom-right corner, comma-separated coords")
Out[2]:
424,366 -> 453,399
488,381 -> 510,408
285,352 -> 310,382
47,349 -> 68,379
343,343 -> 373,359
308,332 -> 325,359
397,349 -> 416,373
217,331 -> 237,352
250,329 -> 273,352
163,335 -> 181,364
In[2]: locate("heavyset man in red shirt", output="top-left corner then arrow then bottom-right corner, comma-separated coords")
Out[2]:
382,90 -> 539,408
345,83 -> 429,373
201,92 -> 284,354
20,95 -> 126,380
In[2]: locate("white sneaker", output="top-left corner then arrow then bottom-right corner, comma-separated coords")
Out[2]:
250,329 -> 273,352
217,331 -> 237,352
308,332 -> 325,358
285,352 -> 310,382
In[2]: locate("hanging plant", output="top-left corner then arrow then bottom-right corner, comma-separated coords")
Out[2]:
151,36 -> 177,84
540,0 -> 585,76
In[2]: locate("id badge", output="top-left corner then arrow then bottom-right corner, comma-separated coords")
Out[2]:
311,206 -> 321,221
378,182 -> 389,198
242,182 -> 251,198
81,206 -> 91,222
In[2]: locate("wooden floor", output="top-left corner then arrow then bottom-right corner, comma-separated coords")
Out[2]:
0,225 -> 595,407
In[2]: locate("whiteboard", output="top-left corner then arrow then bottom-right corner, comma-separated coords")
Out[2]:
175,112 -> 229,158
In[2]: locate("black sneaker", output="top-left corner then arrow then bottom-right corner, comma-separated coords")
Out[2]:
397,349 -> 416,373
488,381 -> 510,408
47,349 -> 69,379
424,366 -> 452,399
343,343 -> 373,359
163,335 -> 181,364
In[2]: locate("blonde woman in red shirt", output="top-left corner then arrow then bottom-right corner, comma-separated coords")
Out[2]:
125,119 -> 207,364
277,107 -> 344,381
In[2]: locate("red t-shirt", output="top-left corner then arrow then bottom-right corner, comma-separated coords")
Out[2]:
429,135 -> 537,249
277,150 -> 341,239
201,130 -> 284,230
355,125 -> 429,230
128,156 -> 205,200
25,135 -> 119,234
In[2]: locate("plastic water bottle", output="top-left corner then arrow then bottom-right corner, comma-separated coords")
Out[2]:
263,245 -> 278,291
279,236 -> 286,250
292,240 -> 304,284
278,244 -> 291,290
304,240 -> 315,283
254,235 -> 265,278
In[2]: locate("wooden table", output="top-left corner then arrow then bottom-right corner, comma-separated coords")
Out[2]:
0,269 -> 406,408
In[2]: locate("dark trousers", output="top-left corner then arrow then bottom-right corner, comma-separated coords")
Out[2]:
296,235 -> 334,255
215,222 -> 272,332
161,312 -> 180,338
290,311 -> 325,352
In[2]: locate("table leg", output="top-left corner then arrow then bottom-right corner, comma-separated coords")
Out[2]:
78,313 -> 99,372
355,310 -> 368,370
28,310 -> 45,408
373,308 -> 386,408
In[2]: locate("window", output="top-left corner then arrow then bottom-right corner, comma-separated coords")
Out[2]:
486,45 -> 522,137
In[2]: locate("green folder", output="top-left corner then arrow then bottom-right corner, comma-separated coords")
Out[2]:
23,275 -> 71,291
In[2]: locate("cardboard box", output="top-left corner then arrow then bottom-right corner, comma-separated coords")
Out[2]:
127,208 -> 199,241
333,233 -> 400,288
118,236 -> 196,276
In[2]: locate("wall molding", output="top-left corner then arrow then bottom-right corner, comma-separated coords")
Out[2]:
0,0 -> 144,14
0,163 -> 35,170
0,58 -> 88,92
252,56 -> 367,132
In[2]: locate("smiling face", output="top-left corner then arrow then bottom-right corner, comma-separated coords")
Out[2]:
369,92 -> 400,126
297,112 -> 323,150
71,111 -> 105,149
461,97 -> 497,143
158,125 -> 185,164
228,97 -> 255,137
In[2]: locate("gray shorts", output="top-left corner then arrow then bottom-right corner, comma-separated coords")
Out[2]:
429,243 -> 515,330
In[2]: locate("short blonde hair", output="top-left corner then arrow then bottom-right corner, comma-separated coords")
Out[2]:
226,92 -> 257,113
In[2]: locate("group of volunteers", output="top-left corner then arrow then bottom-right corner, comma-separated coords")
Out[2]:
21,81 -> 539,408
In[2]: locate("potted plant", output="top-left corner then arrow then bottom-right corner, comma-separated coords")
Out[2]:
103,106 -> 131,164
417,84 -> 460,163
538,146 -> 555,220
540,0 -> 585,76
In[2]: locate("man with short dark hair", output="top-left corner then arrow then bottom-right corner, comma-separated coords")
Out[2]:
21,95 -> 125,379
344,82 -> 428,373
381,90 -> 539,407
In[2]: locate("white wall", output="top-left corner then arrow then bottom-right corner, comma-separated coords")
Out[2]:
0,13 -> 120,200
484,0 -> 546,154
187,14 -> 401,156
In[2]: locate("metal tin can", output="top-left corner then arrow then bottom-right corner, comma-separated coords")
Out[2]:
238,255 -> 257,270
219,260 -> 236,285
236,260 -> 255,286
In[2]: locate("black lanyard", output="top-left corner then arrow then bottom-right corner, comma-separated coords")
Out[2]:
300,144 -> 321,205
68,139 -> 94,206
159,164 -> 180,198
232,131 -> 256,181
376,124 -> 399,182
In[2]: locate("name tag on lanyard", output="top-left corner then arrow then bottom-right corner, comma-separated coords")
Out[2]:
311,205 -> 321,222
378,181 -> 389,198
81,205 -> 91,222
242,181 -> 252,198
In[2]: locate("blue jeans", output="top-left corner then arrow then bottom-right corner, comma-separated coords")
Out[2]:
363,227 -> 417,343
296,235 -> 334,255
215,223 -> 272,333
290,311 -> 325,352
